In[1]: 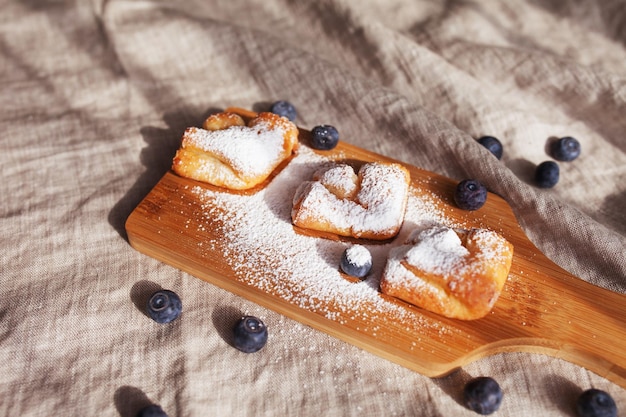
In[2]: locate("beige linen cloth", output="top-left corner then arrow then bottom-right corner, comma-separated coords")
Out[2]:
2,0 -> 625,415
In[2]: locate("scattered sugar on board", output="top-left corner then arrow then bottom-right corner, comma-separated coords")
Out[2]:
191,148 -> 462,337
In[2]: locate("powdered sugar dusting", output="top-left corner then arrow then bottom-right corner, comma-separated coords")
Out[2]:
345,245 -> 372,267
405,227 -> 470,276
354,163 -> 409,236
470,228 -> 513,267
183,121 -> 287,177
381,224 -> 513,317
292,162 -> 409,238
315,164 -> 358,198
189,147 -> 462,336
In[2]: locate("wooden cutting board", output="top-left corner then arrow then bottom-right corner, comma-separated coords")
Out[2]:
125,108 -> 626,389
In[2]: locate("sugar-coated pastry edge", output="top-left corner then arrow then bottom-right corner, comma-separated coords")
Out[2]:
380,226 -> 514,320
291,161 -> 410,240
172,111 -> 299,190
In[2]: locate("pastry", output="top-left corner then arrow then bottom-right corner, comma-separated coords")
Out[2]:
172,111 -> 299,190
291,162 -> 410,240
380,226 -> 513,320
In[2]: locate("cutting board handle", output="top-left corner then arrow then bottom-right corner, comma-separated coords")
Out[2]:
476,239 -> 626,388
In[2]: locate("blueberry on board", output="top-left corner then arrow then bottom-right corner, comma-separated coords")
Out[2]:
136,404 -> 169,417
454,179 -> 487,211
340,245 -> 372,279
270,100 -> 297,121
576,389 -> 617,417
310,125 -> 339,150
551,136 -> 581,162
477,136 -> 503,160
233,316 -> 268,353
463,376 -> 503,415
146,290 -> 182,324
535,160 -> 559,188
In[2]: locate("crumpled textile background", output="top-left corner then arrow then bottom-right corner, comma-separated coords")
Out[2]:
1,0 -> 625,415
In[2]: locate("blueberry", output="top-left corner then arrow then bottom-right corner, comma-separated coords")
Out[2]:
463,376 -> 503,415
233,316 -> 268,353
269,100 -> 297,121
136,404 -> 169,417
310,125 -> 339,150
535,160 -> 559,188
551,136 -> 581,162
146,290 -> 182,324
576,389 -> 617,417
477,136 -> 503,160
454,179 -> 487,211
340,245 -> 372,279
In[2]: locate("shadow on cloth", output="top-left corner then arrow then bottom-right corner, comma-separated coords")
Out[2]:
432,368 -> 474,408
114,385 -> 166,417
211,304 -> 245,349
108,107 -> 222,241
130,280 -> 164,318
543,374 -> 582,415
601,190 -> 626,236
506,158 -> 537,185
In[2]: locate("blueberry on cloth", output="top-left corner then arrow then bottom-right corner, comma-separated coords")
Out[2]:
463,376 -> 503,415
340,245 -> 372,279
270,100 -> 297,121
576,389 -> 617,417
146,290 -> 182,324
136,404 -> 169,417
551,136 -> 581,162
535,160 -> 559,188
233,316 -> 268,353
310,125 -> 339,150
477,136 -> 503,160
454,179 -> 487,211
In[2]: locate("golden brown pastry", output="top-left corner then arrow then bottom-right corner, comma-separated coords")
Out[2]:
380,226 -> 513,320
172,111 -> 299,190
291,162 -> 410,240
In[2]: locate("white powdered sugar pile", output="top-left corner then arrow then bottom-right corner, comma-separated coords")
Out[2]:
404,227 -> 470,276
188,147 -> 462,335
183,122 -> 287,177
315,164 -> 357,198
381,225 -> 512,312
381,227 -> 470,305
292,162 -> 409,237
344,245 -> 372,268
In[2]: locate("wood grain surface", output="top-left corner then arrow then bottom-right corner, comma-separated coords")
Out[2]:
125,108 -> 626,388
